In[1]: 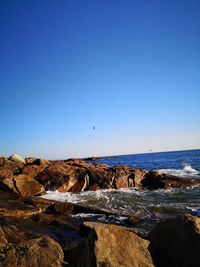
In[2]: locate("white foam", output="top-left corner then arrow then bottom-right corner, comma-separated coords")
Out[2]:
158,164 -> 199,177
41,190 -> 87,203
41,187 -> 140,203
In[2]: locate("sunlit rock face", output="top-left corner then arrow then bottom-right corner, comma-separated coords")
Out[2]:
70,221 -> 154,267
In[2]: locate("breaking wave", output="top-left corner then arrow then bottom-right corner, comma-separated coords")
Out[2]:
158,164 -> 199,178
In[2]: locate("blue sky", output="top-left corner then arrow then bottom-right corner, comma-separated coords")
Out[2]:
1,0 -> 200,159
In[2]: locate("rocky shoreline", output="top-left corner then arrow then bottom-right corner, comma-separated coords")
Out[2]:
0,154 -> 200,266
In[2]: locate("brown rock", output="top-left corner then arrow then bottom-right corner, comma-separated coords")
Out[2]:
131,168 -> 146,187
0,190 -> 81,254
37,158 -> 51,167
35,162 -> 80,191
148,214 -> 200,267
72,222 -> 154,267
88,166 -> 113,189
0,160 -> 22,174
0,169 -> 15,192
13,174 -> 45,197
22,165 -> 45,178
0,156 -> 8,167
65,158 -> 93,168
0,169 -> 13,180
113,167 -> 129,188
25,157 -> 37,165
0,236 -> 64,267
1,174 -> 46,197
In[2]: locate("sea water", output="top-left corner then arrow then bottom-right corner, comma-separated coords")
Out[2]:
42,149 -> 200,232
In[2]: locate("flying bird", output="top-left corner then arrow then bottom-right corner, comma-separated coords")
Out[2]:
93,126 -> 95,130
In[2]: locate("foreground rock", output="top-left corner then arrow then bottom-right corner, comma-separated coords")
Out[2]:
0,236 -> 64,267
0,173 -> 45,197
69,221 -> 154,267
148,214 -> 200,267
0,189 -> 155,266
0,190 -> 81,265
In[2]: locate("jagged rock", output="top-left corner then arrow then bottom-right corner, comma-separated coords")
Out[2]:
0,236 -> 64,267
148,214 -> 200,267
13,174 -> 45,197
113,167 -> 129,188
35,162 -> 84,192
111,166 -> 146,189
2,174 -> 45,197
142,171 -> 200,189
69,222 -> 154,267
132,168 -> 147,187
22,165 -> 46,178
88,166 -> 113,189
9,154 -> 26,165
65,158 -> 93,168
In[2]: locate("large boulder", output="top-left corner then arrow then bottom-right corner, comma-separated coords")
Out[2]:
0,236 -> 64,267
70,222 -> 154,267
2,174 -> 45,197
35,162 -> 86,192
148,214 -> 200,267
13,174 -> 45,197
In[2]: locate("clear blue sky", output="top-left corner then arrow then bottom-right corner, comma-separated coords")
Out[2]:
1,0 -> 200,159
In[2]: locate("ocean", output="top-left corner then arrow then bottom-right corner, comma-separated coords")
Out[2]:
42,149 -> 200,233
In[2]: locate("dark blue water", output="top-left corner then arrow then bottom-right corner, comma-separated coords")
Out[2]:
95,149 -> 200,174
